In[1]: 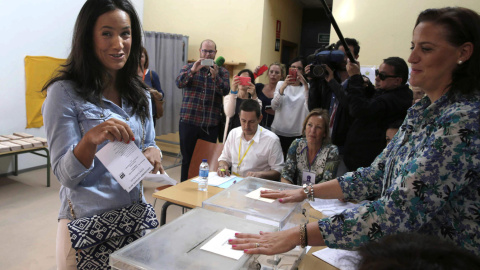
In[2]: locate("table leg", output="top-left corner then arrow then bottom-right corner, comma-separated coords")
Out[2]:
160,201 -> 174,226
13,154 -> 18,176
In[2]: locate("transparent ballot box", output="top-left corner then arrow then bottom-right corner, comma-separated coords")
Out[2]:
202,177 -> 308,230
109,208 -> 277,270
202,177 -> 308,269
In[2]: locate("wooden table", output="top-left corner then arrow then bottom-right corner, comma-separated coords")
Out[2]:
152,179 -> 224,225
0,146 -> 50,187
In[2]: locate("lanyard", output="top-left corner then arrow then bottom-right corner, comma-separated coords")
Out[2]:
142,69 -> 147,81
303,145 -> 322,172
236,128 -> 262,175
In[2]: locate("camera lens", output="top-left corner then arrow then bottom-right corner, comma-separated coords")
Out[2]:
312,65 -> 326,77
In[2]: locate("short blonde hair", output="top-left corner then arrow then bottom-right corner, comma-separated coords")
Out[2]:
301,108 -> 331,144
268,62 -> 286,80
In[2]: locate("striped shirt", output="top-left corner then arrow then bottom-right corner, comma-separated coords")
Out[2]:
175,63 -> 230,127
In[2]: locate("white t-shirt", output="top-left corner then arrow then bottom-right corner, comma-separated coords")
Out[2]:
218,125 -> 284,177
270,81 -> 309,137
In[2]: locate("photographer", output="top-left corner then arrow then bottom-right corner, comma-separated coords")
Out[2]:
271,57 -> 309,158
343,57 -> 412,170
306,38 -> 360,157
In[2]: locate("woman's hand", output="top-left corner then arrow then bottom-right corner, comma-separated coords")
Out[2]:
230,228 -> 298,255
260,188 -> 306,203
143,147 -> 165,174
298,73 -> 308,87
304,64 -> 312,76
247,82 -> 257,98
232,75 -> 240,93
85,118 -> 134,145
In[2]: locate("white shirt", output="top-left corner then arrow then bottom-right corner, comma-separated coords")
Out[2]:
218,125 -> 284,177
271,81 -> 309,137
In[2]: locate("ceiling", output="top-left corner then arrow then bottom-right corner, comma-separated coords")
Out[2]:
297,0 -> 333,8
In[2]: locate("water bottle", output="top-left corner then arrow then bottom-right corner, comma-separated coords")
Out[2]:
198,159 -> 209,191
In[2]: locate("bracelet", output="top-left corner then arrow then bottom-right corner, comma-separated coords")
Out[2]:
303,183 -> 314,201
300,223 -> 307,248
309,185 -> 314,201
304,222 -> 309,248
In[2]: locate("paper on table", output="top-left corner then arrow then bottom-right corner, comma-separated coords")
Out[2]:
312,247 -> 359,270
95,141 -> 153,192
192,172 -> 236,186
245,188 -> 275,203
309,198 -> 368,217
143,171 -> 177,186
200,228 -> 244,260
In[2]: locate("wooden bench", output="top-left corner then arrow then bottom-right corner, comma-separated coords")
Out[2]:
0,134 -> 50,187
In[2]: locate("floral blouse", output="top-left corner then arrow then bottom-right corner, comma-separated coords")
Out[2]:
318,93 -> 480,256
282,138 -> 340,185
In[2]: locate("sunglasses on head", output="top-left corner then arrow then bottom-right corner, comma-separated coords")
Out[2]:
375,69 -> 400,81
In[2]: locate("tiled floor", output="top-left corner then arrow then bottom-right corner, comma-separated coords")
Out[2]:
0,155 -> 183,270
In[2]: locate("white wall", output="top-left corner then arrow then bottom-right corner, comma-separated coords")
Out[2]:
0,0 -> 143,173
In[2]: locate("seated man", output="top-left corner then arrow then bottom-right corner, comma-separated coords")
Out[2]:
217,99 -> 284,180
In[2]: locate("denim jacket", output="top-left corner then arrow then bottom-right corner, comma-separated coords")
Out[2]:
42,80 -> 159,220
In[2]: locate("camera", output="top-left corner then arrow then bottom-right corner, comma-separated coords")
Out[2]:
306,44 -> 345,78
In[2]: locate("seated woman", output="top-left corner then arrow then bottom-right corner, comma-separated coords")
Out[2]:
223,69 -> 262,142
254,63 -> 285,129
282,109 -> 339,185
138,46 -> 164,122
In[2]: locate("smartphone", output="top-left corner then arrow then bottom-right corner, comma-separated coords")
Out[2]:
201,59 -> 214,66
289,68 -> 297,82
265,105 -> 272,110
239,76 -> 251,86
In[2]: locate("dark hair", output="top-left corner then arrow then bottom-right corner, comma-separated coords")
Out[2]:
335,38 -> 360,57
415,7 -> 480,96
42,0 -> 148,119
239,99 -> 261,119
301,108 -> 331,144
288,56 -> 307,73
141,46 -> 149,70
355,233 -> 480,270
237,69 -> 255,84
383,57 -> 409,85
387,119 -> 403,130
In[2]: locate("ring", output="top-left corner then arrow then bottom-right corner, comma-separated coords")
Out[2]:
255,243 -> 260,248
220,169 -> 226,172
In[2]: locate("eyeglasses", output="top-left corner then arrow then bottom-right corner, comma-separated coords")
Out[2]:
375,69 -> 400,81
201,49 -> 217,55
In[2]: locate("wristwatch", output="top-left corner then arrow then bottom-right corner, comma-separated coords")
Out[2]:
303,183 -> 314,201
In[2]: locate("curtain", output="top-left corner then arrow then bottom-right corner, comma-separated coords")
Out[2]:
24,56 -> 66,128
144,32 -> 188,135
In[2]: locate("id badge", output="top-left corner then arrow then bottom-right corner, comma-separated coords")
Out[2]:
302,171 -> 316,185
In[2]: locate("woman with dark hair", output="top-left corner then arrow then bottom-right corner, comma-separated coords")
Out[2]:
281,109 -> 339,185
223,69 -> 262,141
271,57 -> 310,158
254,62 -> 286,129
42,0 -> 162,268
231,7 -> 480,256
139,46 -> 164,122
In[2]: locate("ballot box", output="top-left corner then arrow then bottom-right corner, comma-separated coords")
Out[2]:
109,208 -> 278,270
202,177 -> 308,230
202,177 -> 308,269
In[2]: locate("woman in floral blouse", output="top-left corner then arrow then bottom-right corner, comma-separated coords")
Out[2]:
281,109 -> 339,185
231,7 -> 480,256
